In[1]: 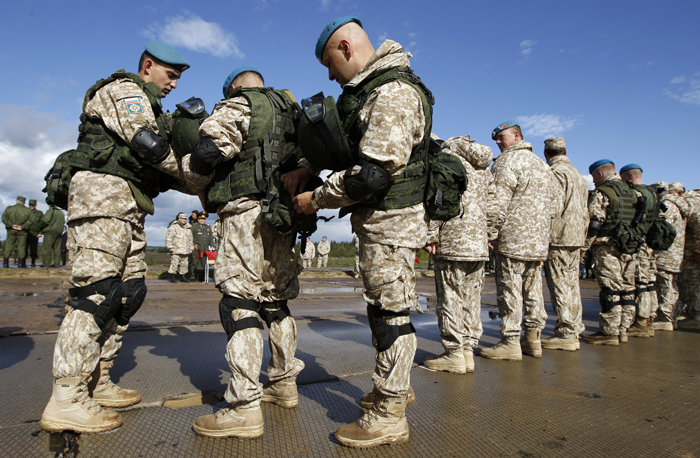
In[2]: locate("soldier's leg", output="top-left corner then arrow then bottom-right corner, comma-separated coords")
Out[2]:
544,247 -> 583,339
179,254 -> 189,275
619,252 -> 638,334
433,258 -> 465,354
634,245 -> 654,321
53,234 -> 62,266
678,259 -> 700,328
654,269 -> 677,329
3,230 -> 17,260
521,260 -> 547,357
16,230 -> 28,264
590,245 -> 625,336
41,233 -> 53,266
28,234 -> 38,266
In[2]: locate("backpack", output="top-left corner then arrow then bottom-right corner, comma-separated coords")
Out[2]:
646,219 -> 677,251
42,150 -> 76,210
424,139 -> 468,221
612,221 -> 646,255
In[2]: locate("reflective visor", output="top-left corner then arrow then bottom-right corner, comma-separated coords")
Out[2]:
302,92 -> 326,123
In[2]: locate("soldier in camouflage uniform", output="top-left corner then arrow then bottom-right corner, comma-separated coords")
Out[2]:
40,206 -> 65,267
481,122 -> 559,361
652,182 -> 689,330
678,189 -> 700,329
40,42 -> 203,434
581,160 -> 638,346
540,138 -> 589,351
189,212 -> 214,281
165,212 -> 193,282
288,17 -> 431,448
301,237 -> 316,268
187,67 -> 305,439
2,196 -> 31,268
317,236 -> 331,268
423,135 -> 496,373
25,199 -> 44,267
353,233 -> 360,278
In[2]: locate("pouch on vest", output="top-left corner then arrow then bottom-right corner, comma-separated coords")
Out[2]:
424,139 -> 468,221
646,219 -> 677,251
612,221 -> 645,254
42,150 -> 76,210
262,174 -> 326,236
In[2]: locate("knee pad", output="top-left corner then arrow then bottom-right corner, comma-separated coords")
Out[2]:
68,277 -> 124,329
599,287 -> 622,314
115,278 -> 147,326
218,295 -> 262,341
367,304 -> 416,352
259,300 -> 291,328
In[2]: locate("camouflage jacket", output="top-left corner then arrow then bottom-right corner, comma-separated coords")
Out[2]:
26,208 -> 44,235
655,194 -> 688,273
40,206 -> 65,236
427,136 -> 496,261
165,221 -> 193,255
302,242 -> 315,260
317,240 -> 331,256
683,190 -> 700,257
313,40 -> 428,249
489,141 -> 559,261
547,155 -> 589,248
2,203 -> 31,230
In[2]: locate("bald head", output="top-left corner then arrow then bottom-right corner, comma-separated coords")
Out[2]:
322,22 -> 375,87
592,162 -> 616,184
620,168 -> 642,184
231,71 -> 264,90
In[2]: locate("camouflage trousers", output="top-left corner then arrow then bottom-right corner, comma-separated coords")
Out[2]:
42,233 -> 62,267
495,253 -> 548,338
302,257 -> 314,268
360,238 -> 417,398
317,254 -> 328,268
168,253 -> 189,274
354,253 -> 360,277
654,269 -> 679,322
634,244 -> 657,320
3,228 -> 27,259
679,257 -> 700,318
215,204 -> 303,406
591,244 -> 636,335
53,215 -> 147,378
434,259 -> 484,352
544,247 -> 585,338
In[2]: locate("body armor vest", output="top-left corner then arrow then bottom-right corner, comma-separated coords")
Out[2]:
71,71 -> 171,214
206,88 -> 298,212
596,181 -> 638,237
337,66 -> 434,210
630,183 -> 661,234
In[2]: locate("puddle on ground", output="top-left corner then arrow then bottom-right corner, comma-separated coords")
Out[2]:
0,292 -> 39,298
299,287 -> 362,294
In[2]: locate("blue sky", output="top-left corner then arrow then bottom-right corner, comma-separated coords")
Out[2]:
1,0 -> 698,244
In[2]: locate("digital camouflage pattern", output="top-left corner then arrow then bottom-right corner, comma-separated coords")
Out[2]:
2,201 -> 31,259
495,254 -> 548,337
316,239 -> 330,268
547,155 -> 589,248
489,140 -> 560,261
655,194 -> 688,273
655,269 -> 679,322
635,243 -> 657,320
680,191 -> 700,318
545,247 -> 585,338
301,241 -> 315,268
165,221 -> 193,255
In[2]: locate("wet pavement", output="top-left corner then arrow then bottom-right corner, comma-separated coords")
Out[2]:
0,271 -> 699,457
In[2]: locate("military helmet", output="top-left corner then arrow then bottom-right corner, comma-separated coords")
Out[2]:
297,92 -> 353,172
171,97 -> 209,157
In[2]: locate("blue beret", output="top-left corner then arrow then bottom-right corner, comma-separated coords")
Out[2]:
620,163 -> 643,174
222,67 -> 264,98
144,41 -> 190,71
589,159 -> 614,175
491,121 -> 519,140
315,16 -> 363,63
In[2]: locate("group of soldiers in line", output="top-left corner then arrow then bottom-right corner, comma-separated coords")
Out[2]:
165,210 -> 215,282
300,236 -> 331,268
35,14 -> 699,450
1,196 -> 66,268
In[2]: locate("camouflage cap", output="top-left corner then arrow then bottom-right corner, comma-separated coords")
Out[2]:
222,67 -> 264,98
652,181 -> 669,193
620,163 -> 643,174
144,41 -> 190,72
28,199 -> 37,205
315,16 -> 363,63
544,137 -> 566,151
589,159 -> 614,174
669,181 -> 685,192
177,212 -> 187,219
16,196 -> 26,203
491,121 -> 519,140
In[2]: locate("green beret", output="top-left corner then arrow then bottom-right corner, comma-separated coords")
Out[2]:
315,16 -> 363,63
491,121 -> 519,140
144,41 -> 190,71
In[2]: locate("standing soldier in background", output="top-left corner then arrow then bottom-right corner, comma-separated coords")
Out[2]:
26,199 -> 44,267
352,233 -> 360,278
2,196 -> 31,268
423,135 -> 496,373
581,160 -> 638,345
40,206 -> 65,267
317,236 -> 331,268
302,237 -> 316,268
166,213 -> 193,283
541,138 -> 589,351
677,189 -> 700,329
60,226 -> 69,266
212,217 -> 221,248
653,182 -> 689,330
482,122 -> 559,361
190,212 -> 214,281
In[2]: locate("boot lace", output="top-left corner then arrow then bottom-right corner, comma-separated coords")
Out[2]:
73,377 -> 102,415
98,368 -> 121,393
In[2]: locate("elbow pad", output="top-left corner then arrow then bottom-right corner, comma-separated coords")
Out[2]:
344,161 -> 390,202
191,138 -> 223,175
588,220 -> 602,237
131,129 -> 170,164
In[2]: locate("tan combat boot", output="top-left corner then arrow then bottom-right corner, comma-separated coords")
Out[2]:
361,386 -> 416,410
261,378 -> 298,409
541,335 -> 579,352
336,394 -> 409,448
619,330 -> 628,343
627,319 -> 650,338
521,330 -> 542,357
89,361 -> 142,408
480,337 -> 522,361
40,375 -> 123,433
193,403 -> 264,438
423,350 -> 467,374
581,332 -> 620,346
646,318 -> 655,336
652,320 -> 674,331
463,349 -> 475,373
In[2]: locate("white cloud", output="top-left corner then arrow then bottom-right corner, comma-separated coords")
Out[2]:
664,72 -> 700,106
149,14 -> 244,59
408,32 -> 417,38
515,114 -> 577,138
377,32 -> 388,45
584,174 -> 595,190
670,76 -> 686,84
319,0 -> 332,11
518,40 -> 537,64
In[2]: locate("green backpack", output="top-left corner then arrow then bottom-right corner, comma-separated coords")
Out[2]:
646,219 -> 677,251
424,139 -> 468,221
43,150 -> 76,210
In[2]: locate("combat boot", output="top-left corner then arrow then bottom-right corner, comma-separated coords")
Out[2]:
627,319 -> 649,338
336,394 -> 409,448
2,258 -> 8,268
169,273 -> 178,283
521,329 -> 542,357
652,320 -> 674,332
677,317 -> 700,330
361,386 -> 416,410
40,375 -> 123,433
423,350 -> 468,374
463,349 -> 475,372
31,258 -> 37,267
261,378 -> 298,408
581,331 -> 620,346
193,403 -> 264,438
541,335 -> 579,351
619,330 -> 628,343
89,361 -> 141,408
179,274 -> 191,283
480,337 -> 522,361
19,258 -> 27,268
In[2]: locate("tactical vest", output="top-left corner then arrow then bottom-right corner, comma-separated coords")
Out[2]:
596,181 -> 637,237
206,88 -> 297,211
70,71 -> 171,214
337,66 -> 434,211
630,183 -> 661,234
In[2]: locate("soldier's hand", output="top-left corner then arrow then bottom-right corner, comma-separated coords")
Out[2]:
281,167 -> 311,196
488,239 -> 499,250
293,191 -> 316,215
12,225 -> 21,230
423,242 -> 437,255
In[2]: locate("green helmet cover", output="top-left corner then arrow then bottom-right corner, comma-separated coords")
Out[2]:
297,93 -> 353,172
